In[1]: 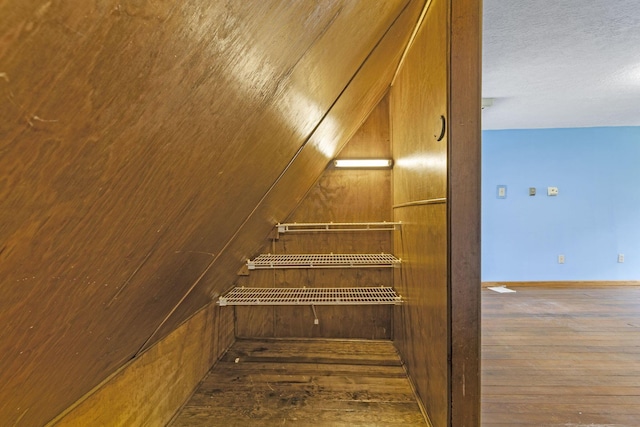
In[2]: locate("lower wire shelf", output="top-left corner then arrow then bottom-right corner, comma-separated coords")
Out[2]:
217,286 -> 402,306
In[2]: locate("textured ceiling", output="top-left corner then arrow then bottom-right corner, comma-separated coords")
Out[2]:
482,0 -> 640,130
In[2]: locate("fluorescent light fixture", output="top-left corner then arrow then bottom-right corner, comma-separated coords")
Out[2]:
333,159 -> 393,168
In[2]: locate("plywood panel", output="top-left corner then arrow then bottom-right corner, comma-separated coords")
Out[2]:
242,265 -> 394,289
276,305 -> 391,340
0,1 -> 419,425
287,170 -> 393,224
235,306 -> 274,338
149,0 -> 426,345
393,204 -> 448,427
50,302 -> 233,427
338,94 -> 392,159
392,0 -> 449,205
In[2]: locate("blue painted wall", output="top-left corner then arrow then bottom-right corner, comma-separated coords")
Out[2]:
482,126 -> 640,282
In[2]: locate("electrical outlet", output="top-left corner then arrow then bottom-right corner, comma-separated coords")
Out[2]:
618,254 -> 625,263
558,254 -> 565,264
547,187 -> 559,196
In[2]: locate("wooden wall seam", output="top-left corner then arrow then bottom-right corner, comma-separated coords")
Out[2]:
393,198 -> 447,209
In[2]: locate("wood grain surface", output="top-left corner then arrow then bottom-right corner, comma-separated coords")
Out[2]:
170,339 -> 427,426
482,286 -> 640,426
390,0 -> 481,424
448,0 -> 482,424
390,0 -> 450,425
391,0 -> 448,206
392,205 -> 448,427
50,302 -> 233,426
0,1 -> 420,425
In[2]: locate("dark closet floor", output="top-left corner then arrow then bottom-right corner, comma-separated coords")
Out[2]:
170,338 -> 427,426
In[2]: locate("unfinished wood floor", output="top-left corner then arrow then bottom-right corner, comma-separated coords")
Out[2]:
171,339 -> 426,426
482,286 -> 640,426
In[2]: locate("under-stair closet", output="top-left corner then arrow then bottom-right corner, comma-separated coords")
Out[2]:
228,98 -> 399,340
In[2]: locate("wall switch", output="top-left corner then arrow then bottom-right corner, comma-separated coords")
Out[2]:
618,254 -> 625,263
497,185 -> 507,199
558,254 -> 565,264
547,187 -> 559,196
529,187 -> 536,196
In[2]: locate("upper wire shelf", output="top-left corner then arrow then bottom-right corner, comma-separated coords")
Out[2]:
246,253 -> 401,270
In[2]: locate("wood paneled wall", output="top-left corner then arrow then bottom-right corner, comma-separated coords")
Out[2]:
390,0 -> 481,425
49,302 -> 233,426
391,0 -> 449,425
0,1 -> 425,425
234,97 -> 395,340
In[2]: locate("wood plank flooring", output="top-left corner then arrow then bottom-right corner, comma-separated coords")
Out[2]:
482,286 -> 640,426
170,339 -> 427,426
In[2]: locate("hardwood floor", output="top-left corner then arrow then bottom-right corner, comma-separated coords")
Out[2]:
170,339 -> 427,426
170,287 -> 640,426
482,286 -> 640,426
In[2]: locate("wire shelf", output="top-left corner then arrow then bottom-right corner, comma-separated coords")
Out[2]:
247,253 -> 401,270
218,286 -> 402,306
276,221 -> 402,233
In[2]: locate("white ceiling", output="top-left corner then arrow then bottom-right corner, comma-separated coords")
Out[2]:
482,0 -> 640,130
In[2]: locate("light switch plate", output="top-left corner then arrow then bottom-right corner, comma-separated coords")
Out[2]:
497,185 -> 507,199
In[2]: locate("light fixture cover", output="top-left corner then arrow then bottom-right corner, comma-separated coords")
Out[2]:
333,159 -> 393,168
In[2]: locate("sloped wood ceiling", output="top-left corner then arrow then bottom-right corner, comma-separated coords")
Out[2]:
0,1 -> 423,425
